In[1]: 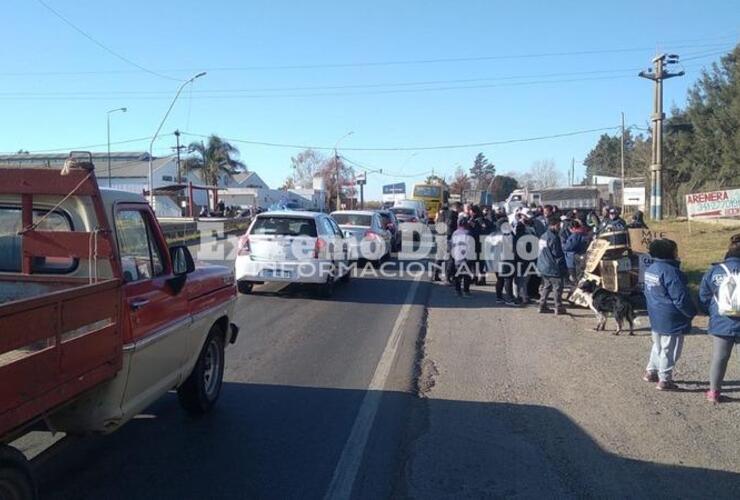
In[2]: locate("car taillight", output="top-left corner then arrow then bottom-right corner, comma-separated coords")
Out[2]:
238,235 -> 251,255
314,238 -> 327,258
364,230 -> 377,239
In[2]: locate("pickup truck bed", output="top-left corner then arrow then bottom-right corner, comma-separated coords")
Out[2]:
0,280 -> 78,306
0,277 -> 122,440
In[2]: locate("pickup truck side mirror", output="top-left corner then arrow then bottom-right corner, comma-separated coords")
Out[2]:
171,245 -> 195,276
168,246 -> 195,294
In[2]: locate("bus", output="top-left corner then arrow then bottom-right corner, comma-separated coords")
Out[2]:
411,183 -> 449,223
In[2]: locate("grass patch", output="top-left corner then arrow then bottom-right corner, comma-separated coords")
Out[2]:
648,219 -> 738,290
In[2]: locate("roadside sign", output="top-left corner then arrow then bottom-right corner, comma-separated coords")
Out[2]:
382,182 -> 405,194
686,188 -> 740,219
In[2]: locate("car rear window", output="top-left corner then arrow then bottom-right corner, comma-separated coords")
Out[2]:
332,213 -> 372,226
0,207 -> 76,273
390,208 -> 415,216
251,216 -> 317,237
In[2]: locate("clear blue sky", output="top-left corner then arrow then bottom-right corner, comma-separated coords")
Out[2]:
2,0 -> 738,198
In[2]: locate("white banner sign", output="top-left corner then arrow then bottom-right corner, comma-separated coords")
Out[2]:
686,188 -> 740,219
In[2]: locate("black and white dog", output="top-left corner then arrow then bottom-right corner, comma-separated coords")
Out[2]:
578,280 -> 635,335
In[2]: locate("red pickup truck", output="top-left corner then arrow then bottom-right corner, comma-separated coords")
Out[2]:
0,154 -> 239,499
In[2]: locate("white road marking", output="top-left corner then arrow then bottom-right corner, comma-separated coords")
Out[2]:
323,275 -> 422,500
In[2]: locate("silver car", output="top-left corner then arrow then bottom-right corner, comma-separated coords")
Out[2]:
331,210 -> 391,263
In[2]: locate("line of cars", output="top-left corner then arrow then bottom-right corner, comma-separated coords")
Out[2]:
234,202 -> 426,297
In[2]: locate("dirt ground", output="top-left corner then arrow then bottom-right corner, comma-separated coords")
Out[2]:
398,281 -> 740,499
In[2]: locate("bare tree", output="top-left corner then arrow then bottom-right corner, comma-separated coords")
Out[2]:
449,166 -> 471,195
290,149 -> 326,188
515,160 -> 562,190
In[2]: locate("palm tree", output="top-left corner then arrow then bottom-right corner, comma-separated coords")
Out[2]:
182,135 -> 246,186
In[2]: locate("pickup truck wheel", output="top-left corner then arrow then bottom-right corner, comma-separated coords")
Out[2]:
237,281 -> 253,294
178,326 -> 225,415
0,446 -> 36,500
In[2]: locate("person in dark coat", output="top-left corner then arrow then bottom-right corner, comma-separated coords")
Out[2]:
514,211 -> 538,305
628,210 -> 649,229
563,220 -> 589,283
536,215 -> 568,314
643,239 -> 696,391
699,234 -> 740,403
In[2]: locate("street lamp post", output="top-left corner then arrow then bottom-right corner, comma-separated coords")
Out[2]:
333,131 -> 354,210
148,72 -> 206,209
106,107 -> 127,187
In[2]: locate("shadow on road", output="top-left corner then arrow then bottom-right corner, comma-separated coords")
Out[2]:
37,383 -> 740,500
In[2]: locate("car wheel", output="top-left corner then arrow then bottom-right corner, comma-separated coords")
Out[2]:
237,281 -> 253,294
340,265 -> 351,283
0,446 -> 36,500
178,325 -> 225,415
317,270 -> 335,298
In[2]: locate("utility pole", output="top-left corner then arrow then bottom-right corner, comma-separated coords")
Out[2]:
620,112 -> 625,209
148,72 -> 206,210
639,54 -> 683,220
172,129 -> 185,184
570,157 -> 575,186
333,132 -> 354,210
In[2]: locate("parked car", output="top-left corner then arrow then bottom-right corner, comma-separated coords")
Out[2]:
331,210 -> 392,264
235,211 -> 351,297
393,199 -> 428,223
376,209 -> 402,252
0,156 -> 239,497
390,205 -> 424,224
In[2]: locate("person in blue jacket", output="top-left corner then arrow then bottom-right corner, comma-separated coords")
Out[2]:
643,238 -> 697,391
563,220 -> 589,283
699,234 -> 740,404
537,215 -> 568,314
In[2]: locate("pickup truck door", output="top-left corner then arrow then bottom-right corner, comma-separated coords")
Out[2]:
114,206 -> 190,413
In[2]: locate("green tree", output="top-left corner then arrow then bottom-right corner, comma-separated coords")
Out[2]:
425,174 -> 447,185
469,153 -> 495,190
489,175 -> 519,202
183,135 -> 246,186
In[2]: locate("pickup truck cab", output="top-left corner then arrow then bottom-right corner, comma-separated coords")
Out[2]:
0,155 -> 239,499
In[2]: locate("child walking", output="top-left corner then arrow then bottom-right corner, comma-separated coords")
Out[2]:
643,239 -> 697,390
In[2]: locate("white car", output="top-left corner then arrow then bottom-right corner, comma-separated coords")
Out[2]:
331,210 -> 392,263
235,211 -> 351,297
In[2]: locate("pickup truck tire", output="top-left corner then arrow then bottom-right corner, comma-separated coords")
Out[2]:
237,281 -> 253,294
178,326 -> 225,415
0,446 -> 36,500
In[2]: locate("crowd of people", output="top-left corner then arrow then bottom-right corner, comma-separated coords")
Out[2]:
437,201 -> 639,305
435,201 -> 740,404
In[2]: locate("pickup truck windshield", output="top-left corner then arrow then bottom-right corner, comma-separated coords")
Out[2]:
251,216 -> 317,237
0,207 -> 75,273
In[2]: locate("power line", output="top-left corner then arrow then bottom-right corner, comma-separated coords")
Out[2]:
34,0 -> 180,82
0,57 -> 720,102
180,126 -> 619,152
0,66 -> 646,97
0,134 -> 171,155
1,40 -> 734,77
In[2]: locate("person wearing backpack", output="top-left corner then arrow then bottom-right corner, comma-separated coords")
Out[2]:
642,238 -> 697,391
699,234 -> 740,404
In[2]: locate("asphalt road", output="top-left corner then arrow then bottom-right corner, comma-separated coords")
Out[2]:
31,243 -> 429,500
